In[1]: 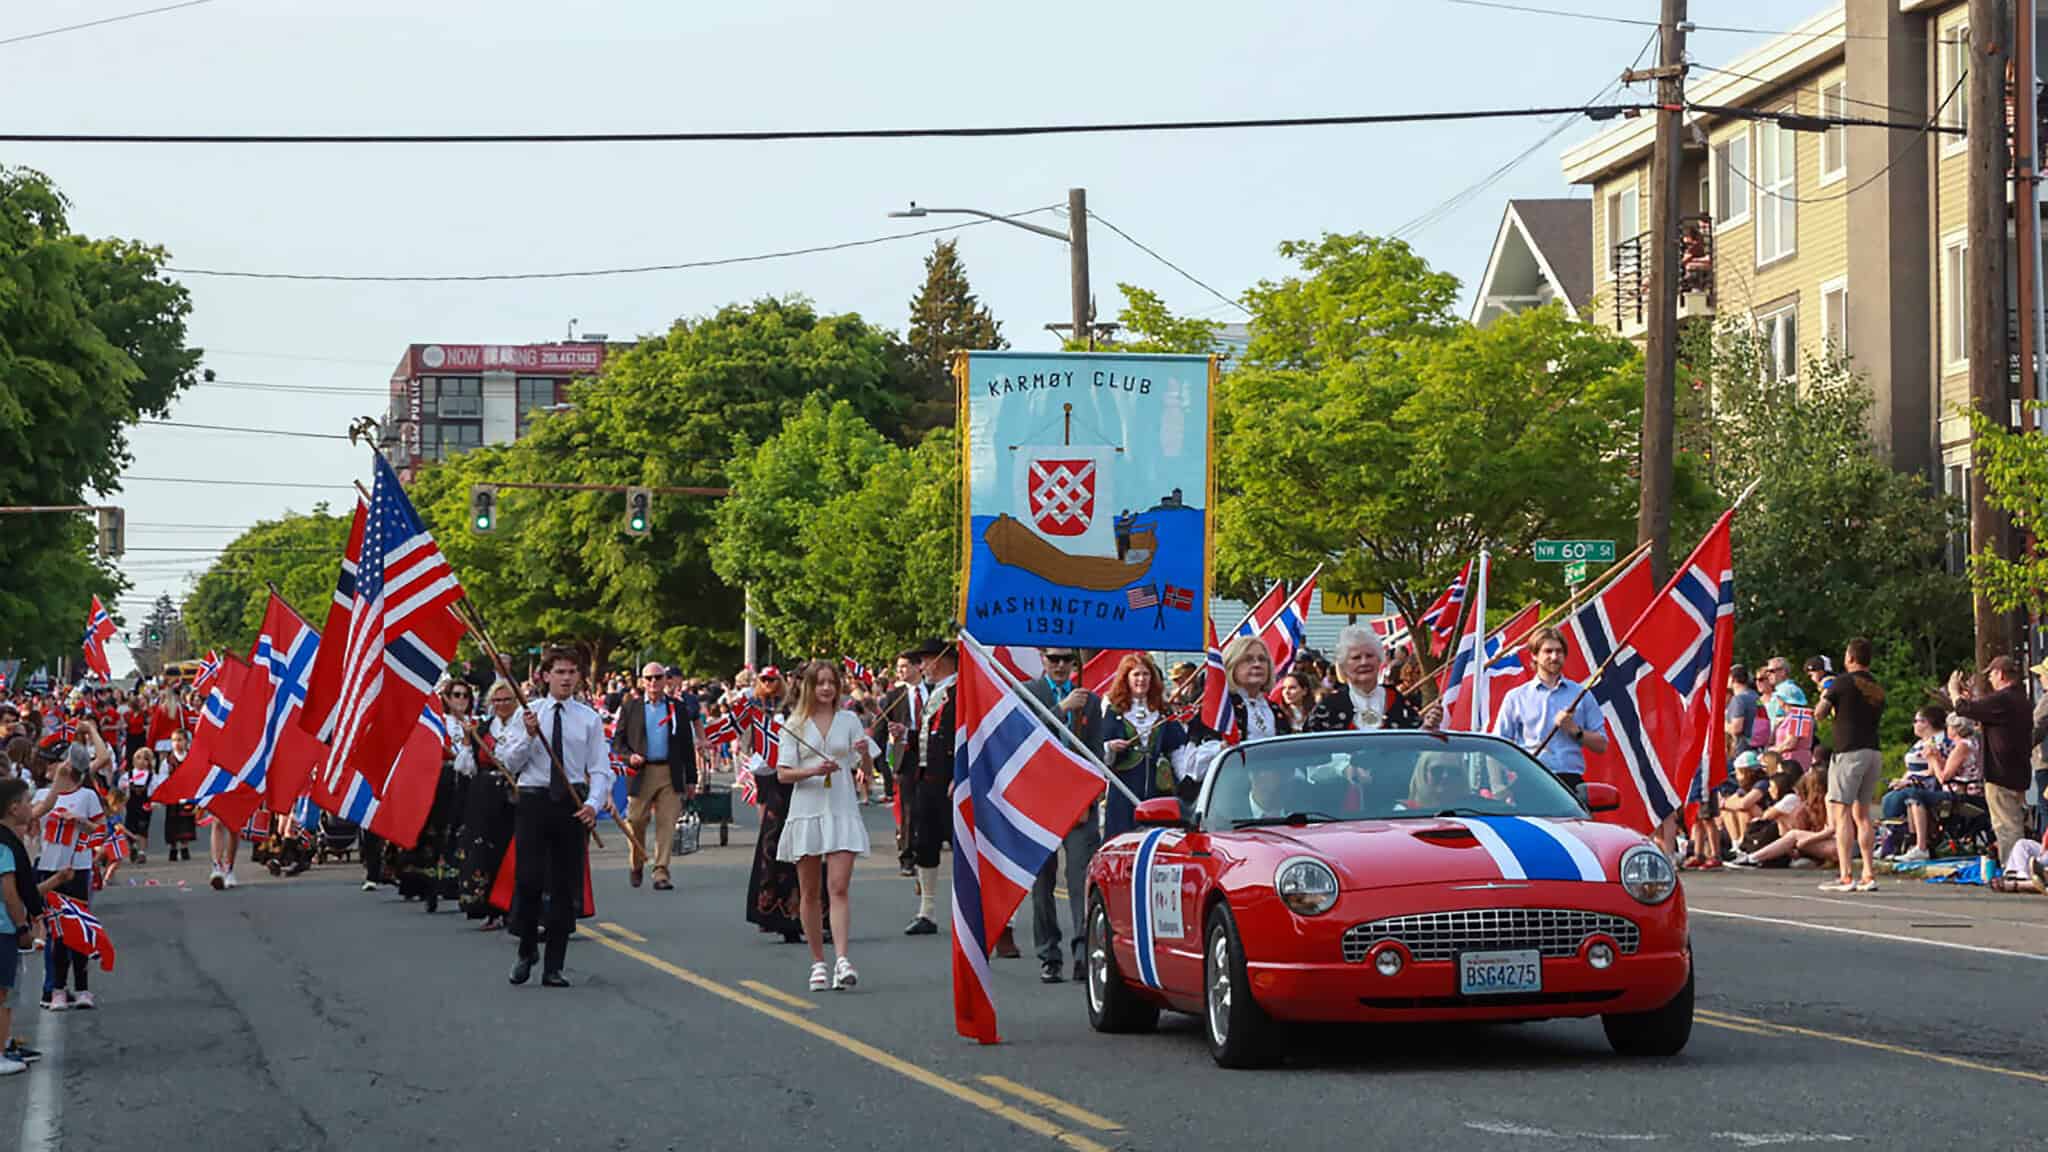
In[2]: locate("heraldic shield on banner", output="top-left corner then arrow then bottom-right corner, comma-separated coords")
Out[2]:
960,351 -> 1214,651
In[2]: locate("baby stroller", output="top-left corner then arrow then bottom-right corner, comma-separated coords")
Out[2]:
316,813 -> 360,864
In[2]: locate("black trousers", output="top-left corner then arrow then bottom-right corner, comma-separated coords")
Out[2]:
510,789 -> 584,973
910,779 -> 951,869
361,830 -> 386,883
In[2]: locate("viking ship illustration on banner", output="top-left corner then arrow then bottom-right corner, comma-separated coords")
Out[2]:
959,351 -> 1213,651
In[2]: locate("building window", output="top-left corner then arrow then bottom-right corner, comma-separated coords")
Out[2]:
1757,304 -> 1798,383
1940,24 -> 1970,142
1713,136 -> 1750,228
1754,121 -> 1797,265
1698,167 -> 1711,221
433,376 -> 482,419
516,377 -> 560,433
1821,279 -> 1848,357
1605,185 -> 1640,280
1819,81 -> 1847,181
1941,233 -> 1969,368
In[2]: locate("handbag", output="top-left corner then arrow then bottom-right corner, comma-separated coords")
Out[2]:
671,807 -> 703,857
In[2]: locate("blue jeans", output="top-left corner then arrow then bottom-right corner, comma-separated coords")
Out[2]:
1882,786 -> 1947,822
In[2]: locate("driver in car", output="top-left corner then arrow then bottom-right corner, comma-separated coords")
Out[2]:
1244,759 -> 1306,820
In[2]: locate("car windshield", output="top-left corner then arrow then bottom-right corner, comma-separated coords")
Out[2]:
1200,732 -> 1586,832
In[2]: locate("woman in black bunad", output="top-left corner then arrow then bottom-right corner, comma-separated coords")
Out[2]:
1306,625 -> 1443,811
1099,653 -> 1186,839
1175,635 -> 1291,808
457,680 -> 520,930
742,667 -> 804,943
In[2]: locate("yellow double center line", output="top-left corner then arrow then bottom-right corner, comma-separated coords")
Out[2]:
1697,1009 -> 2048,1086
580,924 -> 1120,1151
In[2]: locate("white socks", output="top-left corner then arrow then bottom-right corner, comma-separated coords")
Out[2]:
917,866 -> 939,920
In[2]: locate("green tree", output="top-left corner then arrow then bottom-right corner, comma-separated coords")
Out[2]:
805,427 -> 961,658
1063,283 -> 1224,354
1215,233 -> 1677,626
0,166 -> 197,661
905,239 -> 1005,434
182,507 -> 353,653
1682,324 -> 1970,743
1970,402 -> 2048,621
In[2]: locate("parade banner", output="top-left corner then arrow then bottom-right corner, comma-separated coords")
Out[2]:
959,351 -> 1214,651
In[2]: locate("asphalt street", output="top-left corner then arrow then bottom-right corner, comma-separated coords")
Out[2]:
6,800 -> 2045,1152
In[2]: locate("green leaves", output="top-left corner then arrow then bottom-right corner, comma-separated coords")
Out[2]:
183,505 -> 353,654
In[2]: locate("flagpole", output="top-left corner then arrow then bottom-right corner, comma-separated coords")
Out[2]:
453,597 -> 614,849
1417,552 -> 1482,702
1531,489 -> 1756,758
958,631 -> 1143,808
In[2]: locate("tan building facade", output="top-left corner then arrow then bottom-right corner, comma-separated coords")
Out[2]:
1558,0 -> 2002,496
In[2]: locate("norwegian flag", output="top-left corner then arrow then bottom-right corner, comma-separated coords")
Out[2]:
735,766 -> 760,807
327,700 -> 451,849
305,456 -> 466,818
154,655 -> 253,810
44,893 -> 115,972
1162,585 -> 1195,612
951,639 -> 1111,1044
1418,559 -> 1472,656
1614,509 -> 1737,817
207,594 -> 321,816
1561,551 -> 1682,833
1370,615 -> 1414,657
91,826 -> 131,864
842,657 -> 875,688
1443,598 -> 1541,732
990,646 -> 1045,684
1437,552 -> 1492,732
703,712 -> 738,746
1199,617 -> 1235,742
81,595 -> 117,683
193,650 -> 223,694
1260,574 -> 1318,677
1232,580 -> 1289,646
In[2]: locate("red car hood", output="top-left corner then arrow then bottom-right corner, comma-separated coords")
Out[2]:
1229,816 -> 1649,890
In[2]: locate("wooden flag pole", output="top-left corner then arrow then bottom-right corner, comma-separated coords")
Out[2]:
959,631 -> 1142,807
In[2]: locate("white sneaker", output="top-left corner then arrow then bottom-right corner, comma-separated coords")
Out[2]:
209,866 -> 224,891
808,961 -> 830,992
1897,846 -> 1930,863
362,881 -> 379,892
45,989 -> 70,1011
223,870 -> 238,889
0,1055 -> 25,1077
1789,857 -> 1818,869
832,956 -> 858,991
71,990 -> 96,1010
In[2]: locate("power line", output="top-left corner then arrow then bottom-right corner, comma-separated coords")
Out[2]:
191,378 -> 388,397
0,0 -> 216,49
120,546 -> 339,554
1710,74 -> 1966,208
141,419 -> 356,441
0,102 -> 1654,147
1437,0 -> 1919,42
116,476 -> 357,490
1687,61 -> 1924,122
204,348 -> 395,367
166,209 -> 1057,282
1085,212 -> 1248,316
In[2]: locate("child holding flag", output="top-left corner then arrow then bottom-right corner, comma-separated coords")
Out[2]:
31,749 -> 104,1010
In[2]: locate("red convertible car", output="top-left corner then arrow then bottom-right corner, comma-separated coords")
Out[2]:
1084,731 -> 1692,1067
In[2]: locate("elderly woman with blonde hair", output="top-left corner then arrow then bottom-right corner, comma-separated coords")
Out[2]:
1173,635 -> 1291,806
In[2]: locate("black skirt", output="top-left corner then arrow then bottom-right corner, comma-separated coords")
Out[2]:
457,771 -> 517,918
744,774 -> 801,937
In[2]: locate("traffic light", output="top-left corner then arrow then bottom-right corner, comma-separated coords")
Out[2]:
469,484 -> 498,533
147,625 -> 162,646
95,506 -> 125,558
625,486 -> 651,536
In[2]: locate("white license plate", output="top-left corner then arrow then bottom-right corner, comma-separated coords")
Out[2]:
1458,949 -> 1542,996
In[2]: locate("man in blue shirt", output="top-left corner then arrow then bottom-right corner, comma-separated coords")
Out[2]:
615,662 -> 693,891
1492,626 -> 1608,792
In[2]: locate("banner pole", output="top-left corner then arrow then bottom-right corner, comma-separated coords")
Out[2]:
959,631 -> 1143,807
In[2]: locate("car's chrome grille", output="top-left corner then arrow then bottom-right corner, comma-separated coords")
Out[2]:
1342,908 -> 1640,964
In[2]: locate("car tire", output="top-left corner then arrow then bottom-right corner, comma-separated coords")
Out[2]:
1203,905 -> 1280,1069
1601,965 -> 1694,1058
1085,893 -> 1159,1034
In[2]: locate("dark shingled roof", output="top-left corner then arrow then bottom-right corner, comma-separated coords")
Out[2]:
1507,198 -> 1592,312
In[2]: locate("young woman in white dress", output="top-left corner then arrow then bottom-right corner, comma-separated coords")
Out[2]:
776,661 -> 872,991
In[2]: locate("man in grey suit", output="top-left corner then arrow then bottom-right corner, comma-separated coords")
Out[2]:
1023,647 -> 1105,984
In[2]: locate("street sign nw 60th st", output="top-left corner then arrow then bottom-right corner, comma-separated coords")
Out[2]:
1533,539 -> 1616,564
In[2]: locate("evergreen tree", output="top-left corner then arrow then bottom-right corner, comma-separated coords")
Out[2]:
904,239 -> 1005,435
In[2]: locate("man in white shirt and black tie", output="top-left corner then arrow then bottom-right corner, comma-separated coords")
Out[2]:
504,647 -> 614,987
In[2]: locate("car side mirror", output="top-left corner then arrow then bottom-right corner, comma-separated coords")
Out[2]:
1579,782 -> 1621,813
1133,797 -> 1187,828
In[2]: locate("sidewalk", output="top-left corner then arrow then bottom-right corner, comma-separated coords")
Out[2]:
1685,867 -> 2048,958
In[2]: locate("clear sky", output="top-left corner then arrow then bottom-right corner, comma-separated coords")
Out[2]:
0,0 -> 1795,623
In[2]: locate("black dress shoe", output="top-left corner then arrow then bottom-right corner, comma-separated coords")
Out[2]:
540,972 -> 571,988
904,916 -> 938,936
898,863 -> 915,878
1040,959 -> 1065,984
509,956 -> 534,985
1073,956 -> 1086,983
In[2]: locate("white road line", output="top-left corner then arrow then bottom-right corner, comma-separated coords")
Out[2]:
1691,906 -> 2048,963
1465,1120 -> 1662,1141
20,999 -> 67,1152
1719,885 -> 1991,920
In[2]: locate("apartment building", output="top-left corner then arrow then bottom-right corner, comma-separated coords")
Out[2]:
380,341 -> 609,478
1552,0 -> 2004,495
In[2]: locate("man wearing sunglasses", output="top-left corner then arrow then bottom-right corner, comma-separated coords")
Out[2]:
614,662 -> 693,890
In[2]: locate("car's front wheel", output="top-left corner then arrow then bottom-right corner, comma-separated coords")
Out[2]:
1601,966 -> 1694,1057
1203,905 -> 1280,1068
1085,893 -> 1158,1034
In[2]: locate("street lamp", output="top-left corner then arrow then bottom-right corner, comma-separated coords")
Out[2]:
889,188 -> 1094,348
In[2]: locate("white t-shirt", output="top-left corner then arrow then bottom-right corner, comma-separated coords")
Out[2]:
35,787 -> 106,872
1768,793 -> 1799,818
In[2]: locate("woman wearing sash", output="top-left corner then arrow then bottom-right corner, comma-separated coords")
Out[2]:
1099,654 -> 1185,839
458,681 -> 520,929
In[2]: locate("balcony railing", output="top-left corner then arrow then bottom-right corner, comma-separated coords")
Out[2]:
1609,213 -> 1716,333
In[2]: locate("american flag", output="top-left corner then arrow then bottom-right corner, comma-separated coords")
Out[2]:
1126,584 -> 1159,611
44,892 -> 115,972
193,649 -> 223,694
307,458 -> 465,806
81,595 -> 117,683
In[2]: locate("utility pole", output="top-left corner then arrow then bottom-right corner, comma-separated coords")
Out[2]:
1068,187 -> 1094,349
1967,0 -> 2014,665
2021,0 -> 2048,674
1633,0 -> 1687,583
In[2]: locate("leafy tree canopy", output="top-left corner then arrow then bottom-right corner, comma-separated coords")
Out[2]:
182,506 -> 353,654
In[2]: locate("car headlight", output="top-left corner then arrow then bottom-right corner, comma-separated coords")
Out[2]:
1275,856 -> 1339,916
1619,845 -> 1677,905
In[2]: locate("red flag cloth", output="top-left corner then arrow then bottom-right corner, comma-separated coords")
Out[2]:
486,835 -> 595,918
45,893 -> 115,972
363,701 -> 450,849
1198,618 -> 1234,742
264,722 -> 327,817
1418,559 -> 1472,656
1080,649 -> 1138,696
951,639 -> 1112,1044
81,596 -> 116,683
1560,551 -> 1679,834
153,657 -> 252,805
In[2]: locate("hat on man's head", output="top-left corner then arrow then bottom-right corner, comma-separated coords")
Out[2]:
903,638 -> 950,660
1804,655 -> 1832,674
758,665 -> 784,682
664,665 -> 685,678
